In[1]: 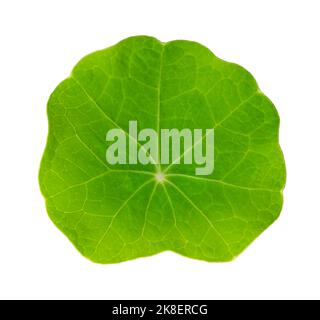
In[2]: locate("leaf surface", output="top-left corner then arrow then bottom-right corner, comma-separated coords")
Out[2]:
39,36 -> 286,263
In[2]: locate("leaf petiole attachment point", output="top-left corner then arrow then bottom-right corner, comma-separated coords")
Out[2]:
155,171 -> 166,184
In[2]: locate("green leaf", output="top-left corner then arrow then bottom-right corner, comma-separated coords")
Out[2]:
39,36 -> 286,263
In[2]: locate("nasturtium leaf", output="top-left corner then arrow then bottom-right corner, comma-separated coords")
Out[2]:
39,36 -> 286,263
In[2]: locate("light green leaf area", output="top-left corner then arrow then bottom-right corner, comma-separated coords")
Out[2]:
39,36 -> 286,263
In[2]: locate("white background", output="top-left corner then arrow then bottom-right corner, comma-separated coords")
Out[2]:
0,0 -> 319,300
